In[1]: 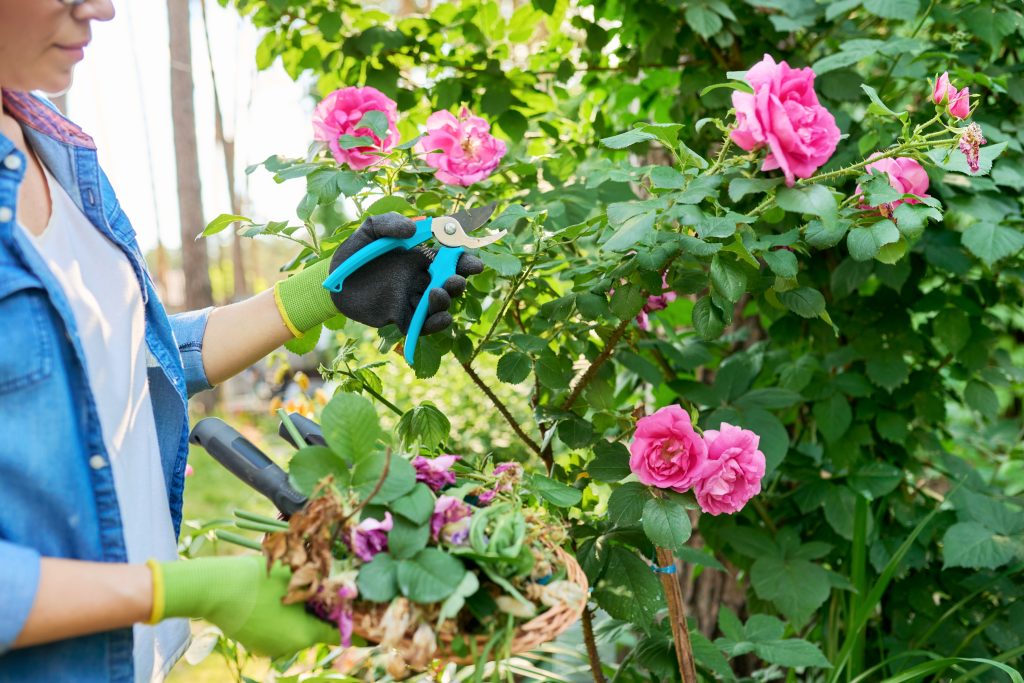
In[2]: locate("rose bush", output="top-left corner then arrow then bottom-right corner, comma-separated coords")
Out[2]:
192,1 -> 1024,681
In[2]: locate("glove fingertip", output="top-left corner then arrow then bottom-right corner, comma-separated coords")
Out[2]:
456,253 -> 485,276
372,212 -> 417,239
422,312 -> 453,336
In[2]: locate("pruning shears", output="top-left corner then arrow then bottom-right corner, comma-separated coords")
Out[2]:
321,203 -> 505,365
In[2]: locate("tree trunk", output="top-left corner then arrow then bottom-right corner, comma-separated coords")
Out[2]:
168,0 -> 213,311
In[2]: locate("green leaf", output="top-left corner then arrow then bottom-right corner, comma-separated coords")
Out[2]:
589,441 -> 632,482
284,324 -> 322,355
649,166 -> 686,190
366,195 -> 414,216
391,483 -> 436,525
530,473 -> 583,507
288,446 -> 350,496
692,296 -> 724,340
965,380 -> 999,418
813,393 -> 851,443
593,547 -> 664,626
396,548 -> 467,603
728,177 -> 781,202
600,129 -> 657,149
354,110 -> 389,138
849,463 -> 902,500
356,553 -> 398,602
397,403 -> 450,450
955,489 -> 1024,536
388,516 -> 431,560
609,283 -> 646,320
496,351 -> 532,385
776,185 -> 838,224
778,288 -> 826,318
933,308 -> 971,354
202,213 -> 250,237
735,388 -> 803,410
752,555 -> 831,628
642,498 -> 692,551
685,4 -> 723,38
942,522 -> 1022,570
710,255 -> 746,303
753,639 -> 832,668
858,170 -> 903,206
351,451 -> 417,504
763,249 -> 798,277
603,208 -> 657,251
805,218 -> 850,249
824,486 -> 871,540
497,109 -> 528,141
322,392 -> 383,463
557,416 -> 594,449
608,482 -> 653,527
479,251 -> 522,277
847,221 -> 900,261
863,0 -> 918,21
962,222 -> 1024,266
338,134 -> 376,149
436,571 -> 480,625
860,83 -> 902,117
927,141 -> 1008,177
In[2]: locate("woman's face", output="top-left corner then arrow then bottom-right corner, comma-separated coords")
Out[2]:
0,0 -> 115,94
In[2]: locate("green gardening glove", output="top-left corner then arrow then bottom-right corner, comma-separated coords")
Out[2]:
147,555 -> 339,658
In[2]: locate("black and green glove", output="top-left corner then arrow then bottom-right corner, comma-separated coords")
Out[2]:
273,213 -> 484,337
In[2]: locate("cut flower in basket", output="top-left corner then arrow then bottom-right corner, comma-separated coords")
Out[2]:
262,392 -> 587,673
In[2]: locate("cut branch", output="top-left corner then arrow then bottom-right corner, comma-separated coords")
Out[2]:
562,317 -> 632,412
581,606 -> 607,683
656,546 -> 698,683
461,361 -> 545,461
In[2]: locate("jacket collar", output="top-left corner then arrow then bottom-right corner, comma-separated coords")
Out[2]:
1,89 -> 95,150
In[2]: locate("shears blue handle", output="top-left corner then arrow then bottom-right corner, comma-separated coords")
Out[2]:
321,217 -> 434,294
321,216 -> 462,366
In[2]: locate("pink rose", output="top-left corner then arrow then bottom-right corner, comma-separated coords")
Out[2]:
855,156 -> 930,217
694,423 -> 766,515
416,106 -> 507,186
730,54 -> 840,187
430,495 -> 473,546
412,454 -> 459,492
348,513 -> 393,562
628,405 -> 708,492
312,86 -> 400,170
932,72 -> 952,105
636,273 -> 677,331
184,464 -> 194,477
947,86 -> 970,119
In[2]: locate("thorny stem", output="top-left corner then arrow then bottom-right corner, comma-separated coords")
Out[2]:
460,361 -> 545,460
800,139 -> 955,184
561,316 -> 632,412
470,247 -> 540,363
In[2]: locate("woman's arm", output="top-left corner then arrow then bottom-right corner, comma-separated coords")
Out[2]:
200,288 -> 293,387
13,559 -> 152,648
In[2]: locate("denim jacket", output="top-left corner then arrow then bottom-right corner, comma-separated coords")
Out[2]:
0,90 -> 212,682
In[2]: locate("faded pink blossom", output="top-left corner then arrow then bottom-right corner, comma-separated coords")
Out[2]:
348,513 -> 393,562
416,106 -> 507,186
309,582 -> 358,647
855,156 -> 930,219
492,461 -> 524,491
430,495 -> 473,545
412,454 -> 460,492
312,86 -> 400,170
948,86 -> 971,119
636,273 -> 678,331
730,54 -> 840,186
959,122 -> 987,173
628,405 -> 708,492
694,423 -> 766,515
476,489 -> 498,506
932,72 -> 952,105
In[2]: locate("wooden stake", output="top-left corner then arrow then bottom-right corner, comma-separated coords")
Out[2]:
655,546 -> 698,683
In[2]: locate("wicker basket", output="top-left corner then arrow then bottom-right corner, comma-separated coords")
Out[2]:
352,547 -> 589,665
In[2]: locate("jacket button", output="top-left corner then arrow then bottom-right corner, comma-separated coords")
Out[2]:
89,454 -> 108,469
0,207 -> 12,223
3,154 -> 21,170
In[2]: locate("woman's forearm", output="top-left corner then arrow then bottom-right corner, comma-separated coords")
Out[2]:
200,288 -> 295,386
14,559 -> 153,648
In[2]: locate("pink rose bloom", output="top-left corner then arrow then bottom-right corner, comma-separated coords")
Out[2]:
412,454 -> 459,492
416,106 -> 507,186
694,423 -> 766,515
312,86 -> 400,170
855,156 -> 930,217
730,54 -> 840,186
348,513 -> 393,562
932,72 -> 952,105
628,405 -> 708,492
636,273 -> 678,331
430,495 -> 473,546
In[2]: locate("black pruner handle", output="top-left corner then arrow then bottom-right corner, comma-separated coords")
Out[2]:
278,412 -> 326,448
189,417 -> 307,518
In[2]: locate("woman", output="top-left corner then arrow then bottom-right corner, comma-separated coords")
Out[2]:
0,1 -> 481,681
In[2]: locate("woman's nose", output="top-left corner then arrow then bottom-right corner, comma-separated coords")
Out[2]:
72,0 -> 116,22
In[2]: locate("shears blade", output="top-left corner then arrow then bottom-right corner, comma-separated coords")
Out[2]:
450,202 -> 497,232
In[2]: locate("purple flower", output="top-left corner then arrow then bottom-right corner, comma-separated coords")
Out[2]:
958,122 -> 987,173
348,512 -> 393,562
412,454 -> 460,492
476,489 -> 498,506
430,496 -> 473,546
308,581 -> 358,647
636,273 -> 677,331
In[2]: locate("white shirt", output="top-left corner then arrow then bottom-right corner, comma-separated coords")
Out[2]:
20,167 -> 188,682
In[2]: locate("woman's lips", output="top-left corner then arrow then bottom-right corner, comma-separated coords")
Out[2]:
56,42 -> 89,61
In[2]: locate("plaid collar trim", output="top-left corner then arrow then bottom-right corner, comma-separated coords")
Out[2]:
2,89 -> 95,150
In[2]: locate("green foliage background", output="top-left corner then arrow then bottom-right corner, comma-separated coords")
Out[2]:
212,0 -> 1024,680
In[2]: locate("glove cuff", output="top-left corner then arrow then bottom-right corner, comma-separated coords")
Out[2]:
145,559 -> 164,624
273,259 -> 337,336
154,557 -> 224,622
